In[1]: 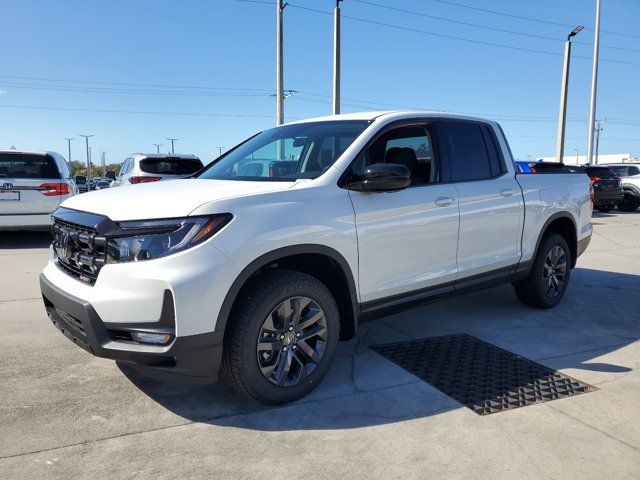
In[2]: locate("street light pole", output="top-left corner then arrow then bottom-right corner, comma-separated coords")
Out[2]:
276,0 -> 286,126
64,137 -> 74,164
79,134 -> 94,191
332,0 -> 343,115
216,146 -> 225,157
153,143 -> 163,154
166,138 -> 178,154
574,148 -> 580,164
555,25 -> 583,163
587,0 -> 602,165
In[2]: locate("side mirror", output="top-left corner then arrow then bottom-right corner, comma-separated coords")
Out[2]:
348,163 -> 411,192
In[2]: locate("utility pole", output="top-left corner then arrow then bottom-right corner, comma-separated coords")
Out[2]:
586,0 -> 601,165
153,143 -> 163,154
64,137 -> 74,163
574,148 -> 580,164
276,0 -> 286,126
79,134 -> 94,190
555,26 -> 583,163
594,120 -> 605,164
100,151 -> 107,175
216,146 -> 225,157
166,138 -> 178,154
333,0 -> 343,115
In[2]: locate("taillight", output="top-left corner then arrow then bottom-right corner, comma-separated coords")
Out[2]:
40,183 -> 71,196
590,183 -> 595,204
129,176 -> 161,184
530,166 -> 537,174
589,176 -> 601,184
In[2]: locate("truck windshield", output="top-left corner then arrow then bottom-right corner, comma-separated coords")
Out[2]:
197,121 -> 369,181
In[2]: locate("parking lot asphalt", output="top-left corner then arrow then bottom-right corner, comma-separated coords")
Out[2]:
1,212 -> 639,480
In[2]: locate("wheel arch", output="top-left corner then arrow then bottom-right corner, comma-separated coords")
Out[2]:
533,213 -> 578,268
215,245 -> 359,342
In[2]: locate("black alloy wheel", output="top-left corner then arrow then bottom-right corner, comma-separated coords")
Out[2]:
256,296 -> 328,387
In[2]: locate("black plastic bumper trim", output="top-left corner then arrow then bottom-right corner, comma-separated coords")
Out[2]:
40,274 -> 223,378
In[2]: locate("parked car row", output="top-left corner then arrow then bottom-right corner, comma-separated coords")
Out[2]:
515,160 -> 640,213
1,151 -> 203,230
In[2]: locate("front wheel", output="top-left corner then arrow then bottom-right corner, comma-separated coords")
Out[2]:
222,270 -> 339,405
513,233 -> 571,309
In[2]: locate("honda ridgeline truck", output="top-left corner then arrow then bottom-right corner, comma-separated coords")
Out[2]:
40,112 -> 592,404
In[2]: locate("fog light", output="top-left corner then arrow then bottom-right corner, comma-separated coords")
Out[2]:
131,331 -> 173,345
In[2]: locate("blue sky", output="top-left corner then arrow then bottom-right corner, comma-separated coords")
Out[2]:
1,0 -> 639,165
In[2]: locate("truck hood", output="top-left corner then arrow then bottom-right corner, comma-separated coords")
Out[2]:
60,178 -> 297,221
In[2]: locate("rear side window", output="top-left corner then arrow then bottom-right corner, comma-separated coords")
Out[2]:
440,122 -> 492,182
629,166 -> 640,176
140,158 -> 203,175
0,153 -> 60,179
608,166 -> 628,177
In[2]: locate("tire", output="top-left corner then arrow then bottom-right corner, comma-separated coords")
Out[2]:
597,205 -> 611,212
222,269 -> 339,405
512,233 -> 571,309
618,192 -> 639,212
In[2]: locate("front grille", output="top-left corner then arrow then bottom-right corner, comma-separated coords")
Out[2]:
52,218 -> 107,285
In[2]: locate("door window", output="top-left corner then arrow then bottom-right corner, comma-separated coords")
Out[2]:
352,125 -> 438,186
441,122 -> 495,182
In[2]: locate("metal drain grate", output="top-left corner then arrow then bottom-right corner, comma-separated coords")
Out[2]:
372,334 -> 596,415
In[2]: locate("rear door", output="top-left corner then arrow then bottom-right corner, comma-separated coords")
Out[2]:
0,153 -> 63,215
437,121 -> 523,279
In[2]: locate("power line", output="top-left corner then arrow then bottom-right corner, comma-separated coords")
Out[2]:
353,0 -> 640,54
430,0 -> 640,40
0,74 -> 274,93
0,82 -> 274,97
0,104 -> 290,119
282,3 -> 640,67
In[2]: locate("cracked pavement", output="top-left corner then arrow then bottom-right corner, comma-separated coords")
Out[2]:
1,211 -> 639,479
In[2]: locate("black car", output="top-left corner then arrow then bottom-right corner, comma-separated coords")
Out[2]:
567,165 -> 624,212
74,175 -> 88,194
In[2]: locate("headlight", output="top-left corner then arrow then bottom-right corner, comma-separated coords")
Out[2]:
106,214 -> 232,263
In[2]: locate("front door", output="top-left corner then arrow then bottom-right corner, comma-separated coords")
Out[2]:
347,123 -> 460,303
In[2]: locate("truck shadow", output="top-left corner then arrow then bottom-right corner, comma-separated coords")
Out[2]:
120,267 -> 639,431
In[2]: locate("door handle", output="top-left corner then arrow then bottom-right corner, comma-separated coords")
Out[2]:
500,189 -> 518,197
435,196 -> 455,207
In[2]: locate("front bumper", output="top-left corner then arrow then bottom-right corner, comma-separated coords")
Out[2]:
40,274 -> 224,378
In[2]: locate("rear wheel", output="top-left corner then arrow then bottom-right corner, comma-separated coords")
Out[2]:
513,233 -> 571,309
618,192 -> 639,212
222,269 -> 339,405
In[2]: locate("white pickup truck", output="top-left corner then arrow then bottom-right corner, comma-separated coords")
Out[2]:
40,111 -> 592,404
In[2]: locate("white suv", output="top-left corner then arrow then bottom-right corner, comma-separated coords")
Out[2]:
0,150 -> 77,230
111,153 -> 204,186
40,112 -> 592,404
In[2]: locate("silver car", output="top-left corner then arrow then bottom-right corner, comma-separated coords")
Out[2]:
111,153 -> 203,187
0,150 -> 77,230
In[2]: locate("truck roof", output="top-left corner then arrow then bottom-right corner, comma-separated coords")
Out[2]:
289,110 -> 496,125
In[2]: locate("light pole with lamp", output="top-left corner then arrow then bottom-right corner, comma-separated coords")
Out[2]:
555,25 -> 584,163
